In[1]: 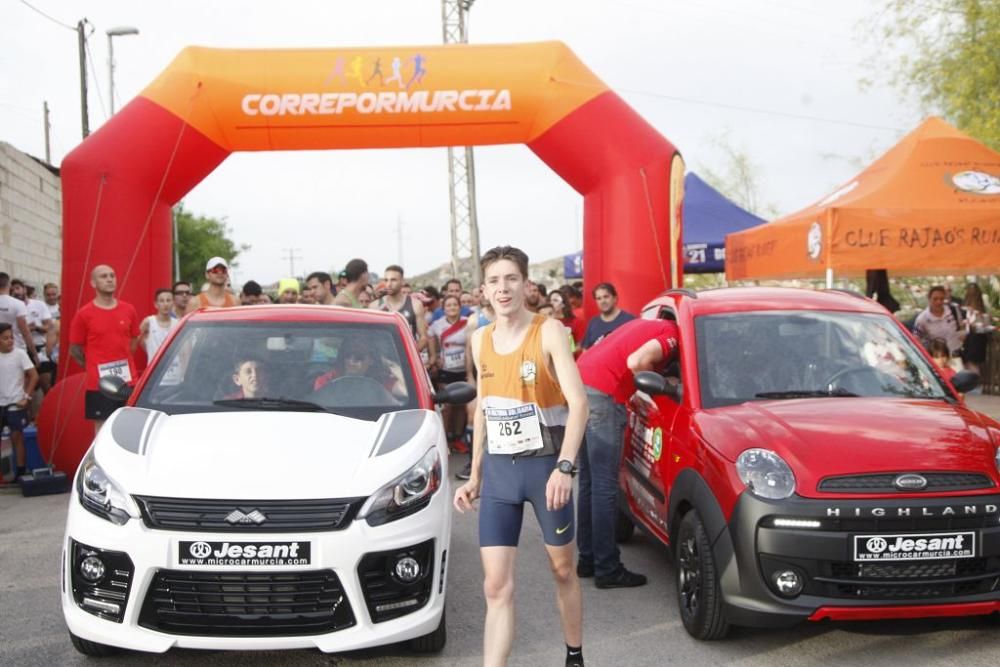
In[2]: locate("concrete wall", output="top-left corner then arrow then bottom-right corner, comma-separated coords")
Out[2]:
0,141 -> 61,288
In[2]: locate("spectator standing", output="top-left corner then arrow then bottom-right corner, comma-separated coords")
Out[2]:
0,323 -> 38,480
575,317 -> 679,588
333,259 -> 369,308
306,272 -> 337,306
524,279 -> 543,313
0,273 -> 37,363
914,285 -> 964,356
961,282 -> 992,374
170,281 -> 192,318
239,280 -> 263,305
556,286 -> 586,349
17,280 -> 53,398
372,265 -> 433,362
187,258 -> 238,312
43,283 -> 60,320
431,279 -> 473,321
581,283 -> 635,350
277,279 -> 300,303
140,289 -> 179,360
69,265 -> 141,433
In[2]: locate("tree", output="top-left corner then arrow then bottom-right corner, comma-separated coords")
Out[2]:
698,131 -> 779,218
870,0 -> 1000,150
173,204 -> 249,286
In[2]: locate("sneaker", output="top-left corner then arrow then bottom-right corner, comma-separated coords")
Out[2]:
595,566 -> 647,589
448,438 -> 469,454
455,460 -> 472,480
566,653 -> 585,667
576,560 -> 594,578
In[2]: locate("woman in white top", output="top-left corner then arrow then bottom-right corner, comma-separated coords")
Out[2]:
428,294 -> 469,446
140,289 -> 179,360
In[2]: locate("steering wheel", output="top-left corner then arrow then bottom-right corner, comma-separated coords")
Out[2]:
312,374 -> 397,406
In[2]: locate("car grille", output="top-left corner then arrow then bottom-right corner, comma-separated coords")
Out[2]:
132,496 -> 365,532
815,556 -> 1000,600
138,569 -> 355,636
818,472 -> 994,494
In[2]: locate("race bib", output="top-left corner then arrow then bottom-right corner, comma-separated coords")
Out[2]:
97,359 -> 132,383
485,404 -> 544,455
443,348 -> 465,370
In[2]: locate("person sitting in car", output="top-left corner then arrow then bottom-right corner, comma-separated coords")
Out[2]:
227,358 -> 267,399
312,339 -> 407,400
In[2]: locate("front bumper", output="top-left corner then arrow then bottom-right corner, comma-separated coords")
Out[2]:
716,492 -> 1000,627
61,489 -> 450,653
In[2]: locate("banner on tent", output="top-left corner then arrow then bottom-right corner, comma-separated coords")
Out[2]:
564,243 -> 725,279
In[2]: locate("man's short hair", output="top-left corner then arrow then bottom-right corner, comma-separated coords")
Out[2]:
10,278 -> 24,289
480,246 -> 529,279
172,280 -> 191,293
928,285 -> 947,299
421,285 -> 441,300
155,288 -> 172,300
0,272 -> 9,288
593,282 -> 618,298
0,323 -> 11,335
44,282 -> 58,291
306,271 -> 332,287
444,278 -> 462,291
242,280 -> 262,297
384,264 -> 404,277
344,259 -> 368,283
536,284 -> 548,297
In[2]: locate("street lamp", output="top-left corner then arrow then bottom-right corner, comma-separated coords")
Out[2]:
107,26 -> 139,115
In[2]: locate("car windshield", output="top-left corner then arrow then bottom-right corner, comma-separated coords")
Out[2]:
134,321 -> 418,420
695,310 -> 950,409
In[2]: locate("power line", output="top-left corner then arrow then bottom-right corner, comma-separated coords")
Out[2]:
18,0 -> 75,31
83,27 -> 108,122
616,86 -> 905,132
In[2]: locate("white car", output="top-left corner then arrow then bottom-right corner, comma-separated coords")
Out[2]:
62,306 -> 474,656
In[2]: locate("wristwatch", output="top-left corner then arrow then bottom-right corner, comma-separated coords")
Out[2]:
556,459 -> 577,477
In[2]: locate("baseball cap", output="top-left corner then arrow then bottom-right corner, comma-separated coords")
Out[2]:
338,270 -> 348,280
205,256 -> 229,271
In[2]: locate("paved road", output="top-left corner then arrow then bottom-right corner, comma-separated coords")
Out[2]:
4,394 -> 1000,666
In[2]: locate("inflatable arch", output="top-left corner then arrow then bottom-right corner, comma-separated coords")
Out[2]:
44,41 -> 683,471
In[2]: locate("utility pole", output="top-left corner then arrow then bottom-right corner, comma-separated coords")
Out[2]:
77,20 -> 89,138
281,248 -> 303,277
107,26 -> 140,115
441,0 -> 482,286
42,101 -> 51,164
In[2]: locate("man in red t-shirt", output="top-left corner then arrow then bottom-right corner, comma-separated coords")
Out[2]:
69,265 -> 141,433
574,318 -> 679,588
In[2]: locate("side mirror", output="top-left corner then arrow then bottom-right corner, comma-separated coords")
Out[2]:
634,371 -> 680,400
434,381 -> 476,405
951,371 -> 980,394
98,375 -> 133,401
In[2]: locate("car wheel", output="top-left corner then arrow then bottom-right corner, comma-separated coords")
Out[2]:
69,631 -> 119,657
409,608 -> 447,653
675,510 -> 729,640
615,509 -> 636,543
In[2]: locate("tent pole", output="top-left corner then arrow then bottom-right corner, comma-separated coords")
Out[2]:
825,268 -> 833,289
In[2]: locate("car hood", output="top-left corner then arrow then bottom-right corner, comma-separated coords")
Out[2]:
91,407 -> 442,501
694,398 -> 1000,497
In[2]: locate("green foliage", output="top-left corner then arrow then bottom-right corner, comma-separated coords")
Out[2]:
173,204 -> 249,286
698,131 -> 780,219
873,0 -> 1000,150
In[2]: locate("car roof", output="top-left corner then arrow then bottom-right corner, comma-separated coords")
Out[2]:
655,286 -> 891,317
185,304 -> 401,325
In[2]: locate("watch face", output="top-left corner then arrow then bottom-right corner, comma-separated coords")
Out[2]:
558,460 -> 573,473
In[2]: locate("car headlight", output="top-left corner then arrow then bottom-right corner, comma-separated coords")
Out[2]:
736,448 -> 796,500
76,450 -> 132,525
357,448 -> 441,527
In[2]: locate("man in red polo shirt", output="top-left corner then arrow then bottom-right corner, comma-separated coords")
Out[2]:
69,265 -> 141,433
575,318 -> 679,588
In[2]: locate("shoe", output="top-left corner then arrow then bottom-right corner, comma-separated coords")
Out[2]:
576,560 -> 594,578
448,438 -> 469,454
566,653 -> 585,667
595,566 -> 647,589
455,460 -> 472,480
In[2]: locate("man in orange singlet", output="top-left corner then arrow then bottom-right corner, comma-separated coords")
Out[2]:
186,257 -> 238,312
454,246 -> 589,667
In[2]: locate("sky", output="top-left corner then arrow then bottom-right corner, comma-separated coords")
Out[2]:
2,0 -> 923,286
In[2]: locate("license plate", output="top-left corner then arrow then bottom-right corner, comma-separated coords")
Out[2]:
853,531 -> 975,562
179,540 -> 311,566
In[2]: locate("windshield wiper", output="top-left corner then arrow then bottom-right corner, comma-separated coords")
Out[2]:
212,397 -> 332,413
754,388 -> 859,399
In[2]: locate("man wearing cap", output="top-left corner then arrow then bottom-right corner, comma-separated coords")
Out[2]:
278,279 -> 300,304
187,257 -> 238,312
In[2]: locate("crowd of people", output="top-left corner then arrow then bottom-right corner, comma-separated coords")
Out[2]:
912,282 -> 994,383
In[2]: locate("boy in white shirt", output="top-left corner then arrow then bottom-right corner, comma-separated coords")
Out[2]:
0,323 -> 39,480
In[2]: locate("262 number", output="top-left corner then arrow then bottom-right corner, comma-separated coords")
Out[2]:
499,421 -> 522,436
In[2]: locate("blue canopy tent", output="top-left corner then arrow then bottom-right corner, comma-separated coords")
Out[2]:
564,172 -> 765,277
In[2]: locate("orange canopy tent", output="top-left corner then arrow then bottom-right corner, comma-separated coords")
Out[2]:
726,117 -> 1000,282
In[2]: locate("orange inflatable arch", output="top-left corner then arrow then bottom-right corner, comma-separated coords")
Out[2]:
46,41 -> 683,471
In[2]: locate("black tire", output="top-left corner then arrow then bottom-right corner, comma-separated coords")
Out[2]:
615,508 -> 636,543
69,631 -> 119,657
675,510 -> 729,640
409,608 -> 447,653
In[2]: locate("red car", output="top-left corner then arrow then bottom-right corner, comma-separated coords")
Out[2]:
618,287 -> 999,639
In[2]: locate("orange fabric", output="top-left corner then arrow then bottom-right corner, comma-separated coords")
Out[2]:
196,292 -> 238,308
726,117 -> 1000,279
479,315 -> 568,413
139,42 -> 608,152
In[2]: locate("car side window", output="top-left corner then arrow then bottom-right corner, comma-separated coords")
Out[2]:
658,307 -> 682,383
